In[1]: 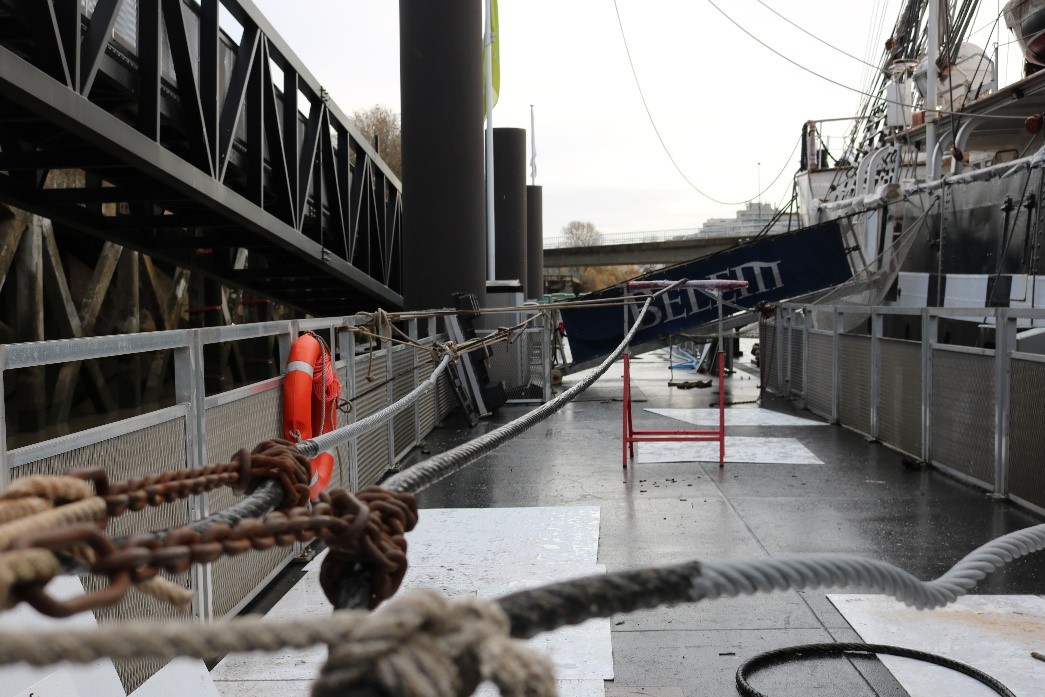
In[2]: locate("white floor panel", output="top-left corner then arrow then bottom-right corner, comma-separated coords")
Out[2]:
130,658 -> 220,697
214,506 -> 610,695
645,408 -> 827,427
477,679 -> 606,697
634,437 -> 824,465
829,594 -> 1045,697
1,576 -> 126,697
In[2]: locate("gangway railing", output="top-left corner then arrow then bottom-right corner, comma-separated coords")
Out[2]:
0,311 -> 525,689
763,304 -> 1045,518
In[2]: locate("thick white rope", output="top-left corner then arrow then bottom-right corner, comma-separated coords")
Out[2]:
298,353 -> 453,459
693,522 -> 1045,610
0,522 -> 1041,667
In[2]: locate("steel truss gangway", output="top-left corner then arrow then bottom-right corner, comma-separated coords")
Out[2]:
0,0 -> 402,316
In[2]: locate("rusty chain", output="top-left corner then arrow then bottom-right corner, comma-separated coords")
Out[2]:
11,486 -> 416,617
69,438 -> 312,518
1,435 -> 415,619
318,487 -> 418,609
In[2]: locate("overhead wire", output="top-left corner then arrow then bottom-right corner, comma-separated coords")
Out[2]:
611,0 -> 791,206
752,0 -> 881,70
703,0 -> 1026,121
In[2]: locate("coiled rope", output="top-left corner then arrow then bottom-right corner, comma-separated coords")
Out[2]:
735,643 -> 1016,697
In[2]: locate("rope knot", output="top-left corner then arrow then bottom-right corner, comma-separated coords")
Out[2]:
232,439 -> 311,511
314,589 -> 556,697
318,487 -> 419,609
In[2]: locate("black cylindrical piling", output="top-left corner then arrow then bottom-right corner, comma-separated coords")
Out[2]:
399,0 -> 485,309
493,127 -> 527,285
526,185 -> 544,298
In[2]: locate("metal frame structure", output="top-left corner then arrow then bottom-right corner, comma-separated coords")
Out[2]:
621,280 -> 748,469
0,0 -> 402,315
766,303 -> 1045,517
622,350 -> 727,467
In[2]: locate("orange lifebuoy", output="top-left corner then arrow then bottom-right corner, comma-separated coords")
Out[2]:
282,333 -> 341,500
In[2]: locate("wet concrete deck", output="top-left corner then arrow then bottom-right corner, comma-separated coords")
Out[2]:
407,347 -> 1045,696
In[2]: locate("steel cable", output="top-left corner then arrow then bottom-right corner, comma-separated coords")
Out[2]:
115,355 -> 454,551
382,288 -> 674,496
299,353 -> 453,459
499,521 -> 1045,640
1,521 -> 1043,667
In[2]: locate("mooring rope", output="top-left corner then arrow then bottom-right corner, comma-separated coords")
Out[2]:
501,521 -> 1045,639
309,291 -> 670,609
299,353 -> 454,459
382,285 -> 680,496
0,521 -> 1041,668
152,352 -> 454,543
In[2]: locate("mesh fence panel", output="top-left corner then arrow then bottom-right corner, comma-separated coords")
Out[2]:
418,357 -> 438,435
789,321 -> 805,399
931,349 -> 995,487
11,417 -> 190,693
878,338 -> 923,457
204,387 -> 294,619
838,334 -> 873,435
806,332 -> 834,417
477,328 -> 548,401
761,322 -> 779,394
436,372 -> 455,419
1008,358 -> 1045,510
354,349 -> 390,487
391,346 -> 418,457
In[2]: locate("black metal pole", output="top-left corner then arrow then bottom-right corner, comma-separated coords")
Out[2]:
399,0 -> 486,309
493,128 -> 527,286
526,185 -> 544,298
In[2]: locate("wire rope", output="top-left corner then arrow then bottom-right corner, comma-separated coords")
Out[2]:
611,0 -> 793,206
382,284 -> 682,495
752,0 -> 881,70
704,0 -> 1026,121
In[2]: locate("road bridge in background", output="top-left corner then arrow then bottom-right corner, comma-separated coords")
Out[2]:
543,232 -> 754,267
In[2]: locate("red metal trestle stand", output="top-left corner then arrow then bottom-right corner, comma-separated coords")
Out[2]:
622,349 -> 727,468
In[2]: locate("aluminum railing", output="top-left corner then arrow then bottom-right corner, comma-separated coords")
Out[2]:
762,304 -> 1045,517
0,314 -> 466,689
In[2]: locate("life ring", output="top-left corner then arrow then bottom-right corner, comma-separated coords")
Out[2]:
282,333 -> 341,499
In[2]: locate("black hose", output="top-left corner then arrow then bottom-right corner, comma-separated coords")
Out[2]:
736,642 -> 1015,697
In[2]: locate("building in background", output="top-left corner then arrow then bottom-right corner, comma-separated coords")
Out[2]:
696,202 -> 795,236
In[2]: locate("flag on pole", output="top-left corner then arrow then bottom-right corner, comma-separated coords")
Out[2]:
530,105 -> 537,184
483,0 -> 500,116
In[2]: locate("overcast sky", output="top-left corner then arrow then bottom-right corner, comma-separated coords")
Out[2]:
251,0 -> 1023,238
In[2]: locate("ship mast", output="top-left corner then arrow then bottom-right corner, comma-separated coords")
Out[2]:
927,0 -> 940,178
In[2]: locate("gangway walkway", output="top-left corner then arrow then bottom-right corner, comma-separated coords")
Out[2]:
413,348 -> 1045,696
0,0 -> 402,315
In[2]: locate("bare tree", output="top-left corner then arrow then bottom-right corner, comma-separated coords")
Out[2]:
556,221 -> 636,291
350,105 -> 401,180
561,220 -> 602,247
